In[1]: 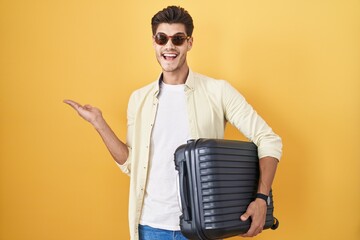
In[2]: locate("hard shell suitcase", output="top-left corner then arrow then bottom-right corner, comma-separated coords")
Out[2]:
174,138 -> 279,240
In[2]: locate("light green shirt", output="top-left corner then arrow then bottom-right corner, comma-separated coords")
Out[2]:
118,70 -> 282,239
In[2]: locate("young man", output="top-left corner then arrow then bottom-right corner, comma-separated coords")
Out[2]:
64,6 -> 282,240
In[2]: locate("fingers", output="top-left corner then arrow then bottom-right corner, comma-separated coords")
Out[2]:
63,100 -> 95,111
241,223 -> 263,238
240,207 -> 254,237
64,99 -> 81,108
240,201 -> 266,237
63,99 -> 77,105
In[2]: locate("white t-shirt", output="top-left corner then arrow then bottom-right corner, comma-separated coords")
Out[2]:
139,81 -> 190,230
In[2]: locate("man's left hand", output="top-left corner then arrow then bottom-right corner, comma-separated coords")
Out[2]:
240,198 -> 267,237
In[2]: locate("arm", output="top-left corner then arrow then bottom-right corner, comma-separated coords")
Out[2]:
63,99 -> 129,165
240,156 -> 278,237
221,82 -> 282,237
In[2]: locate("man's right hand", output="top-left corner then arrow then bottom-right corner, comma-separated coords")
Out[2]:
63,99 -> 129,165
63,99 -> 104,129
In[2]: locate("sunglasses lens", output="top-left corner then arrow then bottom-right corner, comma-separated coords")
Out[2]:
172,34 -> 186,46
155,33 -> 168,45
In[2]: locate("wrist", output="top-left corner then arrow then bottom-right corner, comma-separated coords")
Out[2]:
256,193 -> 270,206
92,116 -> 107,131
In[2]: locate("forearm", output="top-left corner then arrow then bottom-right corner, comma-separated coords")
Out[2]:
93,117 -> 129,165
257,156 -> 278,195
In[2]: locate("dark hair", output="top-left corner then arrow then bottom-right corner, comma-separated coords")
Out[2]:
151,6 -> 194,36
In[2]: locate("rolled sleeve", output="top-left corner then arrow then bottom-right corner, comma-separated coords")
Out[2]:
257,134 -> 282,160
116,146 -> 132,176
222,81 -> 282,160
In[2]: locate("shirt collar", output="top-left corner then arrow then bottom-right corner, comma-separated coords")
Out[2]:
153,69 -> 195,96
184,69 -> 195,91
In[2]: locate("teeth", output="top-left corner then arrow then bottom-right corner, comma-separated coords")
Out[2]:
163,53 -> 177,57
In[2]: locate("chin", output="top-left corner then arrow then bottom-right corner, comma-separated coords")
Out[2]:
158,57 -> 185,73
160,63 -> 179,72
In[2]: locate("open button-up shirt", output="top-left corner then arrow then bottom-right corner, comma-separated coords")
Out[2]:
118,70 -> 282,239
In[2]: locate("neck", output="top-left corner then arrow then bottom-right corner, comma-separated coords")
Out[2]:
162,66 -> 189,85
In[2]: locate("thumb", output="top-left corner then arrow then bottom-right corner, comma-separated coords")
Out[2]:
241,211 -> 250,221
83,104 -> 93,110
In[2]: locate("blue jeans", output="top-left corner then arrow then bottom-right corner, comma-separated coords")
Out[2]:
139,225 -> 188,240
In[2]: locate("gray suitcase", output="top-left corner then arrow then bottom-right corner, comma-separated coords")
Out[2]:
174,138 -> 279,240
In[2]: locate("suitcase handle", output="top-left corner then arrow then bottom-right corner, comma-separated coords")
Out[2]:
179,161 -> 191,221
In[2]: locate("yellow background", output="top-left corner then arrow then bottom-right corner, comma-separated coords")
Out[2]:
1,0 -> 359,239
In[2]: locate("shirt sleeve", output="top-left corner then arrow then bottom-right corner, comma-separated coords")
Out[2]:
115,92 -> 136,175
221,81 -> 282,160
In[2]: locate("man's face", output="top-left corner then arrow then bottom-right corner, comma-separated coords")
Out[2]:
153,23 -> 193,74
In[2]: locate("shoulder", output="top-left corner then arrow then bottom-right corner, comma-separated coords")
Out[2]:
129,80 -> 158,101
127,80 -> 159,111
192,71 -> 232,91
192,71 -> 245,104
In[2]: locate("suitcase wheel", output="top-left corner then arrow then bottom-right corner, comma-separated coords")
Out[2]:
271,217 -> 279,230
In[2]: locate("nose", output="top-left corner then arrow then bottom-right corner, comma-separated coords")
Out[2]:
164,38 -> 175,48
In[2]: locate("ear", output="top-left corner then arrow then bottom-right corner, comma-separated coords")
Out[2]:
187,37 -> 193,51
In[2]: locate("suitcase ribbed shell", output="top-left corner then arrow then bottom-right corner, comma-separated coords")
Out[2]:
174,139 -> 278,240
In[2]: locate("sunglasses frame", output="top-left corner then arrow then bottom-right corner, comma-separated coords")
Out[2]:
153,32 -> 191,46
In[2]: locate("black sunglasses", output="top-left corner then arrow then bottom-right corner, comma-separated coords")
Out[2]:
153,32 -> 191,46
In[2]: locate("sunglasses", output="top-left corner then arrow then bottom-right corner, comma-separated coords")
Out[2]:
153,32 -> 191,46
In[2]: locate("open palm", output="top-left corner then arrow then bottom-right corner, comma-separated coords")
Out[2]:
63,99 -> 102,125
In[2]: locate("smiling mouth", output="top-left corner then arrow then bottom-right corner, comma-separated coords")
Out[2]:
162,53 -> 178,61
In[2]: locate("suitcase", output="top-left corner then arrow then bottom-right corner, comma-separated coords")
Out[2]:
174,138 -> 279,240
